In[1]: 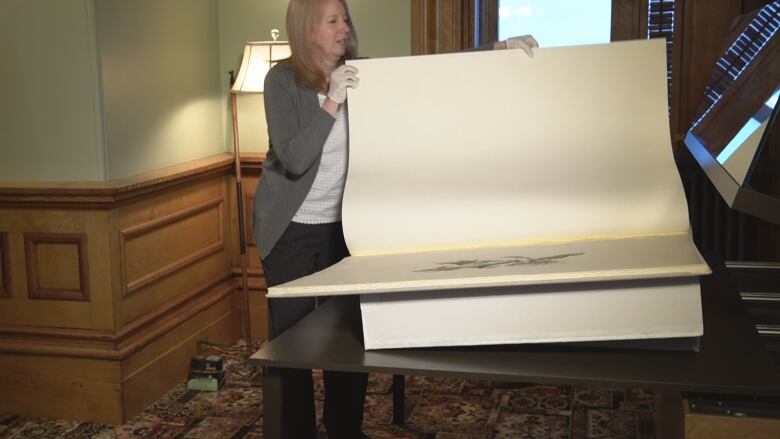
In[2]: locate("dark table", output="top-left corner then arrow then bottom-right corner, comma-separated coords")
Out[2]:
249,256 -> 780,438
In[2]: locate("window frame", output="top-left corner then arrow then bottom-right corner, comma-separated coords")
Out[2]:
411,0 -> 653,54
475,0 -> 649,47
411,0 -> 688,142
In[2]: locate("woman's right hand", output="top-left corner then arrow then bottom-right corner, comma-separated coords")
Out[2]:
495,35 -> 539,57
507,35 -> 539,57
327,65 -> 360,104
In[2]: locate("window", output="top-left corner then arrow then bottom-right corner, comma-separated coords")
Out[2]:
497,0 -> 612,48
413,0 -> 679,123
474,0 -> 653,48
494,0 -> 677,101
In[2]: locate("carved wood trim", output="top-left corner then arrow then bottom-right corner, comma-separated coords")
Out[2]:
0,325 -> 116,342
612,0 -> 647,42
231,266 -> 266,287
116,275 -> 233,342
116,279 -> 235,357
247,275 -> 267,291
437,0 -> 463,53
412,0 -> 472,55
120,197 -> 225,297
0,154 -> 265,209
460,0 -> 475,50
24,233 -> 90,301
0,277 -> 236,359
0,233 -> 10,298
477,0 -> 498,47
240,153 -> 265,171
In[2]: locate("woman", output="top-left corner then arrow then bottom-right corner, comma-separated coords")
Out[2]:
253,0 -> 538,437
254,0 -> 364,437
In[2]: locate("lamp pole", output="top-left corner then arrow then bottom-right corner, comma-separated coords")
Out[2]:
229,32 -> 290,355
231,88 -> 253,355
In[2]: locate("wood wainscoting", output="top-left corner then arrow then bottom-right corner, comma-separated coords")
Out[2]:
0,153 -> 267,424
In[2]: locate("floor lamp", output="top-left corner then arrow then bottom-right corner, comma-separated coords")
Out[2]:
230,31 -> 290,354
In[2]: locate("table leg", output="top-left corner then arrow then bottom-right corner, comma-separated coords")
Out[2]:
392,374 -> 406,426
263,367 -> 282,439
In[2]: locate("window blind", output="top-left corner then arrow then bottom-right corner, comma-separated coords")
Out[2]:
692,2 -> 780,128
647,0 -> 676,102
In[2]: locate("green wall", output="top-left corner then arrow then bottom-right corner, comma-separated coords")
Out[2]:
96,0 -> 224,179
350,0 -> 411,59
0,0 -> 106,181
0,0 -> 411,181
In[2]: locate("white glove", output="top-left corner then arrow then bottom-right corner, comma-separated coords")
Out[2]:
506,34 -> 539,57
327,65 -> 359,104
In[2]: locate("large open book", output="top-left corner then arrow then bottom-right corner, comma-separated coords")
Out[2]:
267,39 -> 709,349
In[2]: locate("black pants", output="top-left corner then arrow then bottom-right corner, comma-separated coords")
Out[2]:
262,222 -> 368,439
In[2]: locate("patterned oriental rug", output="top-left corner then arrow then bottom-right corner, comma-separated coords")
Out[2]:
0,341 -> 660,438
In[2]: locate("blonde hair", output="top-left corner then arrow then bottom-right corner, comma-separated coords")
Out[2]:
285,0 -> 358,91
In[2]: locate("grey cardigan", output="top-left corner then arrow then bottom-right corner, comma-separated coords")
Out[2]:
252,62 -> 341,259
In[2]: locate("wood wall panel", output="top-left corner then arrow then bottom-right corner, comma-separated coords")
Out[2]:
245,193 -> 256,253
0,209 -> 114,330
238,163 -> 269,343
121,197 -> 225,296
117,177 -> 231,327
120,287 -> 237,377
0,327 -> 117,359
24,233 -> 90,301
0,275 -> 237,361
226,169 -> 262,273
244,198 -> 263,272
116,176 -> 227,233
0,154 -> 256,423
0,233 -> 10,298
0,301 -> 98,333
0,155 -> 234,209
249,287 -> 268,341
120,251 -> 231,327
116,279 -> 236,357
243,179 -> 263,272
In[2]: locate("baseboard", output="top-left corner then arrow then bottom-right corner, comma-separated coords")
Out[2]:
0,354 -> 123,424
0,287 -> 242,424
122,292 -> 241,420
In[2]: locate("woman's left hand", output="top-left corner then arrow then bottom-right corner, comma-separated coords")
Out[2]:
496,35 -> 539,57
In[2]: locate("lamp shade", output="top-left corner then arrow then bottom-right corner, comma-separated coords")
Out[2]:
231,41 -> 291,93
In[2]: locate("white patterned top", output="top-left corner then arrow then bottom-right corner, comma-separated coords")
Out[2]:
292,94 -> 348,224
